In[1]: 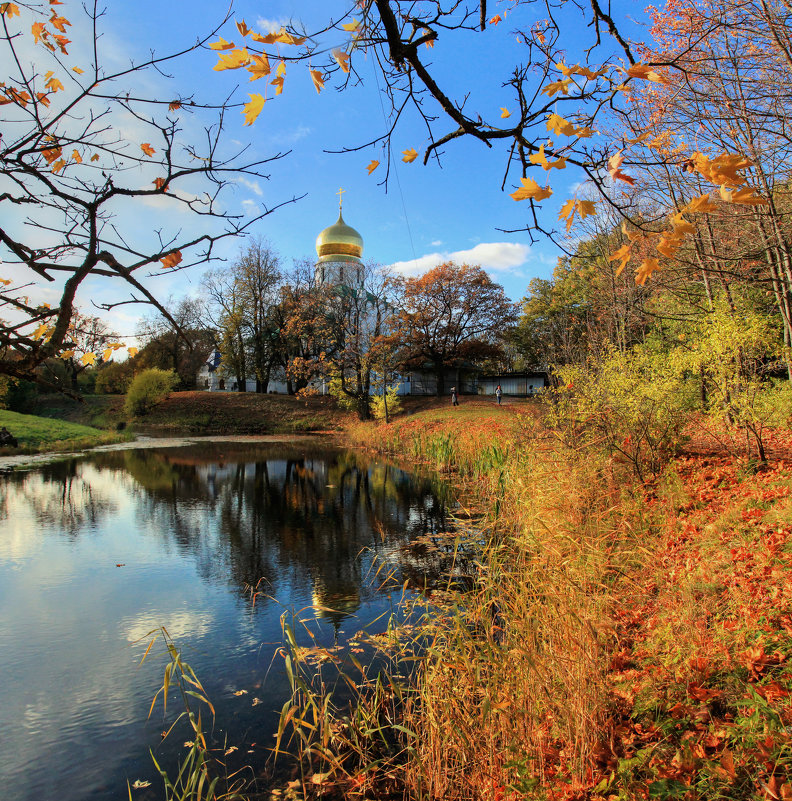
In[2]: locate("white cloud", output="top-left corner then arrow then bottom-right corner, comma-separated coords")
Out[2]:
235,177 -> 263,196
390,242 -> 531,277
256,16 -> 292,32
430,239 -> 443,247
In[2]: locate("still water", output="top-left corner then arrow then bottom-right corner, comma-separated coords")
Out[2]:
0,440 -> 452,801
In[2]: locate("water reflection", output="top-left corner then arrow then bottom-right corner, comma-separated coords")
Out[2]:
0,441 -> 452,801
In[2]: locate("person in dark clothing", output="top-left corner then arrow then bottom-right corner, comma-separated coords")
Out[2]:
495,384 -> 502,405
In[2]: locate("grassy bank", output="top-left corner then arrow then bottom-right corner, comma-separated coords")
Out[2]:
0,408 -> 131,454
128,390 -> 350,434
328,401 -> 792,800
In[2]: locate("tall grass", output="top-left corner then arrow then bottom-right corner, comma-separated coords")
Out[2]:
290,407 -> 653,798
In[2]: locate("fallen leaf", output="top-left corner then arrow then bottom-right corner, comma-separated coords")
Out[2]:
366,159 -> 379,174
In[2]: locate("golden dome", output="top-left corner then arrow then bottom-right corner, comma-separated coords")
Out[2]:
315,211 -> 364,264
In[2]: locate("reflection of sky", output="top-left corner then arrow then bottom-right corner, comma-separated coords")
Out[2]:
0,444 -> 449,801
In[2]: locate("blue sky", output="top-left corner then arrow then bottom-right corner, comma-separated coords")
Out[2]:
4,0 -> 649,340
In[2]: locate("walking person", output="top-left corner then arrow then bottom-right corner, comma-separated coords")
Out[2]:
450,386 -> 459,406
495,384 -> 502,405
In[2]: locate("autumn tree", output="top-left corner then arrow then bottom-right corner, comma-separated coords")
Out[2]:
286,263 -> 398,418
135,297 -> 213,389
0,1 -> 295,386
392,262 -> 518,396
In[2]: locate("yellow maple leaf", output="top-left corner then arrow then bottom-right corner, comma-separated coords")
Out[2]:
489,14 -> 502,24
275,30 -> 306,45
609,243 -> 632,276
542,78 -> 573,97
636,258 -> 660,285
45,76 -> 64,92
333,50 -> 350,73
529,145 -> 565,171
140,143 -> 155,157
510,176 -> 553,202
251,31 -> 278,44
276,60 -> 287,77
169,100 -> 182,111
33,322 -> 50,340
213,49 -> 250,71
51,158 -> 66,172
102,348 -> 115,362
72,66 -> 84,74
669,211 -> 695,234
247,53 -> 270,80
270,76 -> 284,95
71,149 -> 81,163
160,250 -> 183,269
402,148 -> 418,163
90,153 -> 99,162
720,186 -> 768,206
685,193 -> 718,213
127,347 -> 138,358
59,349 -> 74,359
558,198 -> 596,232
558,198 -> 577,231
692,152 -> 751,186
236,20 -> 250,37
342,19 -> 360,32
209,37 -> 235,51
546,113 -> 576,137
0,278 -> 11,286
1,3 -> 20,17
366,160 -> 379,175
500,107 -> 511,118
656,233 -> 682,259
626,63 -> 670,85
36,92 -> 51,107
309,68 -> 325,93
153,177 -> 168,190
81,352 -> 97,366
242,94 -> 266,125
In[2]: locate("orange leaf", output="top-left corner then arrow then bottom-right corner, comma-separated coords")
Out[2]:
626,63 -> 670,84
242,94 -> 266,125
542,78 -> 573,97
546,113 -> 576,137
332,50 -> 350,73
402,148 -> 418,163
609,243 -> 632,275
247,53 -> 270,80
127,346 -> 138,358
213,49 -> 250,71
366,160 -> 379,175
153,177 -> 168,190
500,107 -> 511,119
42,146 -> 62,164
608,150 -> 636,185
90,153 -> 99,162
168,101 -> 181,111
71,66 -> 84,74
270,76 -> 284,95
1,3 -> 20,17
140,143 -> 155,157
235,19 -> 250,37
636,258 -> 660,285
686,193 -> 718,213
160,250 -> 183,270
209,37 -> 235,51
71,149 -> 81,163
309,68 -> 325,93
80,352 -> 97,366
489,14 -> 502,24
342,20 -> 360,32
510,176 -> 553,202
32,21 -> 47,42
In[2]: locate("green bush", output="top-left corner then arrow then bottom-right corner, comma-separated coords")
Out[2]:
548,346 -> 696,480
124,368 -> 178,417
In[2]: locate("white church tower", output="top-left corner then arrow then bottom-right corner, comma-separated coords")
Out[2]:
314,188 -> 365,289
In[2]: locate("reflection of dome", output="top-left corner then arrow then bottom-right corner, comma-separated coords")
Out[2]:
315,211 -> 364,265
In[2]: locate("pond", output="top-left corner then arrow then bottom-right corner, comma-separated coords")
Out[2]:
0,439 -> 454,801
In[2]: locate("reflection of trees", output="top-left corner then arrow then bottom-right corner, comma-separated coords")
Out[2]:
0,442 -> 454,629
0,458 -> 120,538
